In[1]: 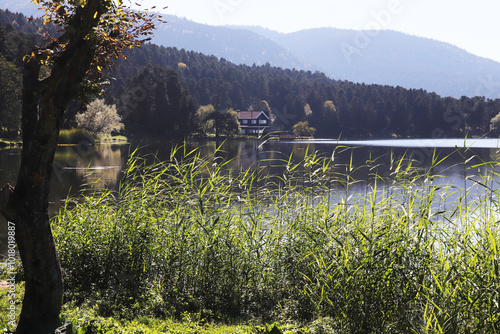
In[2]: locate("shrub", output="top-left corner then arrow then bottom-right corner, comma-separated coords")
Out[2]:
58,128 -> 96,145
292,121 -> 316,137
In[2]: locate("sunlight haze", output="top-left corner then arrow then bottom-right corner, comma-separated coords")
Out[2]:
140,0 -> 500,63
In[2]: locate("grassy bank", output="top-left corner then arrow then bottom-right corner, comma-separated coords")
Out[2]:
4,146 -> 500,333
0,138 -> 21,148
58,128 -> 128,146
58,128 -> 96,146
0,285 -> 264,333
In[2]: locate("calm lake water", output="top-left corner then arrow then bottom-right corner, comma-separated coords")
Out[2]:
1,138 -> 500,255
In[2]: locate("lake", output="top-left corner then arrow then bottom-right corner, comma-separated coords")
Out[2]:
1,138 -> 500,255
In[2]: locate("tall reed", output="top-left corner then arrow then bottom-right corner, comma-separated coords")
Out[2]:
52,145 -> 500,333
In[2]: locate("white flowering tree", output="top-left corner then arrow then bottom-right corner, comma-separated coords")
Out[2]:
77,98 -> 124,135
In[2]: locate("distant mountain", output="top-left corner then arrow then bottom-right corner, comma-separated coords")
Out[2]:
149,18 -> 500,99
152,15 -> 310,71
251,27 -> 500,99
3,0 -> 500,99
1,0 -> 40,18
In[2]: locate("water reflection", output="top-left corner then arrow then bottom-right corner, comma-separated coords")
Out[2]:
0,140 -> 499,212
0,144 -> 129,256
50,144 -> 129,206
2,139 -> 500,257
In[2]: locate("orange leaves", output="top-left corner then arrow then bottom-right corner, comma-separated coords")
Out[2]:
28,0 -> 160,93
24,49 -> 53,67
55,3 -> 65,16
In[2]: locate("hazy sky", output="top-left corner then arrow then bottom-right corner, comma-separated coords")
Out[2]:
138,0 -> 500,63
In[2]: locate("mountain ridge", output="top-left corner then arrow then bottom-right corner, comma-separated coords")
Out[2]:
151,16 -> 500,99
234,25 -> 500,99
151,15 -> 312,72
2,1 -> 500,99
2,6 -> 500,140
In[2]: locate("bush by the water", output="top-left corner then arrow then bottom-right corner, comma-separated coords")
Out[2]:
58,128 -> 96,145
52,146 -> 500,333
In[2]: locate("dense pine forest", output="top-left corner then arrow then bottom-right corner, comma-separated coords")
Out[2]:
113,44 -> 500,138
2,8 -> 500,139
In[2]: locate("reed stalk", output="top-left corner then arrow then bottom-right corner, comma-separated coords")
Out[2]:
52,145 -> 500,333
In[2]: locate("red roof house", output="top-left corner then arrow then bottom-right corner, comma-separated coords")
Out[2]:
237,111 -> 270,135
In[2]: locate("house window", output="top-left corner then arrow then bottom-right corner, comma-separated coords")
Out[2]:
259,120 -> 267,124
242,120 -> 248,124
251,120 -> 257,124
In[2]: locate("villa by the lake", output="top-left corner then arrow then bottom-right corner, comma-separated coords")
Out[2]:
237,110 -> 270,135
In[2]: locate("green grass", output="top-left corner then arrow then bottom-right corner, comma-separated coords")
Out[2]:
58,128 -> 96,145
61,305 -> 259,334
0,287 -> 298,334
0,282 -> 24,333
96,134 -> 128,144
0,129 -> 124,148
0,138 -> 21,148
4,145 -> 500,333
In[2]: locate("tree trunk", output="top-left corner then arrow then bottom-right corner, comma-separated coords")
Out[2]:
0,55 -> 65,333
10,121 -> 63,332
0,0 -> 146,331
12,208 -> 63,333
0,3 -> 105,329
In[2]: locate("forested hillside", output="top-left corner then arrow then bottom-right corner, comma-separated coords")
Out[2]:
2,8 -> 500,140
152,15 -> 309,72
108,11 -> 500,99
0,8 -> 59,40
239,26 -> 500,99
0,9 -> 63,137
112,44 -> 500,139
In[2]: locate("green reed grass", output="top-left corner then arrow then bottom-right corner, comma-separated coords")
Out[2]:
58,128 -> 95,145
51,145 -> 500,333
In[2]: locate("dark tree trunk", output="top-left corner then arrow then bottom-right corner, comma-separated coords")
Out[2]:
11,207 -> 63,333
0,53 -> 66,333
0,2 -> 104,331
0,0 -> 153,330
